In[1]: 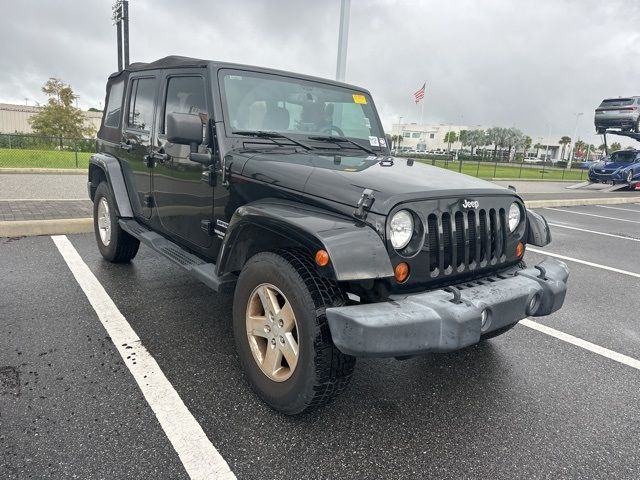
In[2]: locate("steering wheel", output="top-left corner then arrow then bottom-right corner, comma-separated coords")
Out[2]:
320,125 -> 345,136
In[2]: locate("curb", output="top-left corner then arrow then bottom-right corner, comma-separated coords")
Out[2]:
1,197 -> 638,238
0,218 -> 93,238
524,196 -> 640,208
0,168 -> 87,175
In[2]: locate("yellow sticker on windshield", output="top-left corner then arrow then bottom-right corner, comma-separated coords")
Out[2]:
352,94 -> 367,104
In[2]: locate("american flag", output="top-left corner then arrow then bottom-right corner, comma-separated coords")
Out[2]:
413,82 -> 426,103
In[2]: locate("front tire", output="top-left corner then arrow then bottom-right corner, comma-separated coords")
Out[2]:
233,250 -> 355,415
627,170 -> 634,184
93,182 -> 140,263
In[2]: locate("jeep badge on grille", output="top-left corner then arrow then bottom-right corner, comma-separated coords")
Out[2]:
462,199 -> 479,209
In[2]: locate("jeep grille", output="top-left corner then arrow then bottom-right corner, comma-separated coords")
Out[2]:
425,207 -> 507,277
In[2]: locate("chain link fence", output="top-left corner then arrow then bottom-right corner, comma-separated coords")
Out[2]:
0,133 -> 589,181
407,151 -> 589,181
0,133 -> 95,169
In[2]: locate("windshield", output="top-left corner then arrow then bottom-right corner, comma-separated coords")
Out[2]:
598,98 -> 635,108
609,151 -> 636,163
220,70 -> 384,148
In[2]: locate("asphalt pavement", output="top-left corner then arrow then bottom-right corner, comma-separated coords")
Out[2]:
2,203 -> 640,479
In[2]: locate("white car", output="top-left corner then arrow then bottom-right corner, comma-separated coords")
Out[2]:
523,157 -> 541,164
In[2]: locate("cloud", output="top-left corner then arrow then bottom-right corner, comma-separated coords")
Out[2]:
1,0 -> 639,146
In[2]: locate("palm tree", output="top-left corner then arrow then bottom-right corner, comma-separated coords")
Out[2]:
444,131 -> 458,152
573,140 -> 587,160
521,135 -> 532,159
533,142 -> 543,157
558,136 -> 572,160
461,129 -> 485,157
505,128 -> 524,161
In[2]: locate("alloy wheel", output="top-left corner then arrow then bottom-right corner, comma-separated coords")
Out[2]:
245,283 -> 299,382
97,197 -> 112,246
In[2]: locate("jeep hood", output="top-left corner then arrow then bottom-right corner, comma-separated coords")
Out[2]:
239,151 -> 514,214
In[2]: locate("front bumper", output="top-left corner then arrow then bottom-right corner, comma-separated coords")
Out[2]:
326,259 -> 569,357
588,171 -> 626,184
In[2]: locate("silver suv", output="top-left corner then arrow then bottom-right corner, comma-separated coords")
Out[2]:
594,96 -> 640,134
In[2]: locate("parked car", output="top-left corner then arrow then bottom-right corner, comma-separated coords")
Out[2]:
588,149 -> 640,184
522,156 -> 541,164
594,96 -> 640,134
579,160 -> 596,170
88,55 -> 568,414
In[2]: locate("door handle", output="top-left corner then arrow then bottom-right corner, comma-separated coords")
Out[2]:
120,142 -> 132,151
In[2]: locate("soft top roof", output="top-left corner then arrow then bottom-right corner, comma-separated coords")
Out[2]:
107,55 -> 370,93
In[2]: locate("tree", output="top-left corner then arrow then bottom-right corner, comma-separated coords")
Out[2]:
444,131 -> 458,151
519,135 -> 532,158
610,142 -> 622,151
29,78 -> 94,146
460,129 -> 485,157
558,136 -> 572,160
533,142 -> 543,157
504,128 -> 524,161
573,140 -> 587,159
487,127 -> 508,160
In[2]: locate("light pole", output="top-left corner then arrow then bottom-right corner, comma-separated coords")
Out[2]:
112,0 -> 130,72
336,0 -> 350,81
567,112 -> 583,169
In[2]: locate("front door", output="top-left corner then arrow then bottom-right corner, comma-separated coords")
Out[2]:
152,71 -> 214,249
121,75 -> 158,219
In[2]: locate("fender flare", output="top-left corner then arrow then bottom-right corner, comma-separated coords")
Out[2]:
526,209 -> 551,247
216,199 -> 394,281
88,153 -> 134,218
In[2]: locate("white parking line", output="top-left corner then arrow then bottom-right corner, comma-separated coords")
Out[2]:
51,235 -> 235,480
527,247 -> 640,279
520,319 -> 640,372
596,204 -> 640,214
547,223 -> 640,242
544,207 -> 640,224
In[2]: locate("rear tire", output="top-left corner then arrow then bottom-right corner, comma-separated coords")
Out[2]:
233,250 -> 355,415
93,182 -> 140,263
635,118 -> 640,133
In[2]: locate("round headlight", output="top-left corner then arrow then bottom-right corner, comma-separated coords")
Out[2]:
508,202 -> 521,232
389,210 -> 414,250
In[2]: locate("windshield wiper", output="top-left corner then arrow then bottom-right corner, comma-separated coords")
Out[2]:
308,135 -> 376,155
232,130 -> 313,151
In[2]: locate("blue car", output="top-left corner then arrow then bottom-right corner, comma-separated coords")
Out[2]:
588,150 -> 640,184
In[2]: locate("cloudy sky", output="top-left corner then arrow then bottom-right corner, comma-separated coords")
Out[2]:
2,0 -> 640,146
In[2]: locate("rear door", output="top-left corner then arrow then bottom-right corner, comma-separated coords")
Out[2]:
152,69 -> 214,249
121,75 -> 159,219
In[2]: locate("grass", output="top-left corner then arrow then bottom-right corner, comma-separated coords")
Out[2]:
0,147 -> 588,182
421,159 -> 587,181
0,148 -> 91,169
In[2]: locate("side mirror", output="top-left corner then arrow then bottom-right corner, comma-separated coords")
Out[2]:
166,112 -> 203,148
166,112 -> 212,165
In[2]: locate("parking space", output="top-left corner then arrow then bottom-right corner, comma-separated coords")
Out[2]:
2,202 -> 640,479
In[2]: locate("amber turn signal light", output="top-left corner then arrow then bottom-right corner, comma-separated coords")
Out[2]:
315,249 -> 330,267
394,262 -> 410,283
516,242 -> 525,257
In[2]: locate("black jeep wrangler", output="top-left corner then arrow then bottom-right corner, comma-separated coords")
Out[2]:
88,56 -> 569,414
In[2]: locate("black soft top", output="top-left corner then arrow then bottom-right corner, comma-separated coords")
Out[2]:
106,56 -> 369,92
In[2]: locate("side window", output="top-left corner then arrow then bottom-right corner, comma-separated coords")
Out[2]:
104,80 -> 124,128
127,77 -> 155,131
163,76 -> 207,133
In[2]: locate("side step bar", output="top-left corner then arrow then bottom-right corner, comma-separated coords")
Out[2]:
119,218 -> 236,294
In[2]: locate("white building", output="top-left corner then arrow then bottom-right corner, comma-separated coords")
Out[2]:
389,123 -> 485,152
0,103 -> 102,135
